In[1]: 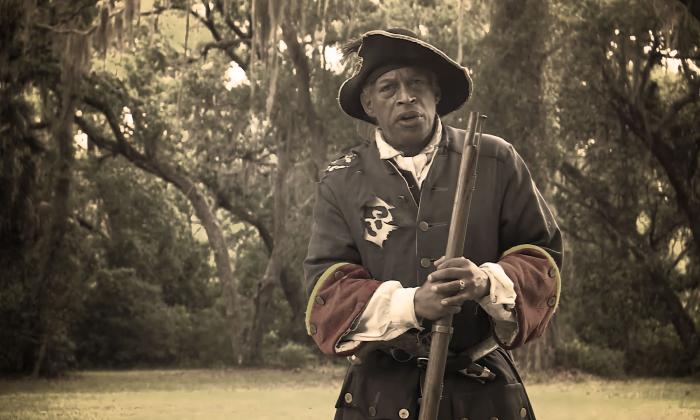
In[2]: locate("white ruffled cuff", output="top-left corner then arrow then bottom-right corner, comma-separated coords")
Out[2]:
478,262 -> 516,321
335,281 -> 419,352
478,263 -> 519,346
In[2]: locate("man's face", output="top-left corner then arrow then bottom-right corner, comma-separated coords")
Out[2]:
361,66 -> 440,155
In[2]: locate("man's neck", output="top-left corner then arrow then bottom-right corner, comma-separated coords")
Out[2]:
401,137 -> 432,157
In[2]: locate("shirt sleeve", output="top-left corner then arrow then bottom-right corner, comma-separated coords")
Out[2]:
495,144 -> 563,349
336,281 -> 420,353
478,262 -> 519,346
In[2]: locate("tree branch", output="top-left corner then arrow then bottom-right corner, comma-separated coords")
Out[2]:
75,215 -> 109,240
142,4 -> 248,68
658,80 -> 700,130
142,5 -> 211,31
196,40 -> 247,69
213,0 -> 252,43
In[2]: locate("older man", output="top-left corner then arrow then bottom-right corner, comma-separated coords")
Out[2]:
304,28 -> 562,420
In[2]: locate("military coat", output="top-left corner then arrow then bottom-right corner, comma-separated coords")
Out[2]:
304,123 -> 563,420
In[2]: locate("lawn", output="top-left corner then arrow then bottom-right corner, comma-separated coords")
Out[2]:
0,367 -> 698,419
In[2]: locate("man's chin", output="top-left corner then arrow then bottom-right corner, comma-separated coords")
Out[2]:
386,133 -> 431,154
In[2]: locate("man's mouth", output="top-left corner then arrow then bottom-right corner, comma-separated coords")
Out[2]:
396,111 -> 423,124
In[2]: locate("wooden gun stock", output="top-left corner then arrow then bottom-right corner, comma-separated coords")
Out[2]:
418,111 -> 485,420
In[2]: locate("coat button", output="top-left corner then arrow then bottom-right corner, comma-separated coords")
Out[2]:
547,266 -> 556,278
334,270 -> 344,279
344,392 -> 353,404
420,258 -> 431,268
309,323 -> 317,335
398,408 -> 410,419
368,406 -> 377,416
520,407 -> 528,418
418,221 -> 429,231
547,295 -> 557,307
314,296 -> 325,305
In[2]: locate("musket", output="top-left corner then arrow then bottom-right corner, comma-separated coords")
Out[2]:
417,111 -> 488,420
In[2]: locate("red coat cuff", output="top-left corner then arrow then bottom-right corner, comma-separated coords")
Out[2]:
497,245 -> 561,349
305,263 -> 382,355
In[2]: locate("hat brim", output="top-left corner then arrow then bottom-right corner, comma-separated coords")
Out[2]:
338,30 -> 472,123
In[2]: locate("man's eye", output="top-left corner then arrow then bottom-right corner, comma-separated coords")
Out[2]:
379,84 -> 394,93
411,79 -> 426,86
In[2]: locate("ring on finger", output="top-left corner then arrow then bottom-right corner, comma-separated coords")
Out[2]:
458,279 -> 466,291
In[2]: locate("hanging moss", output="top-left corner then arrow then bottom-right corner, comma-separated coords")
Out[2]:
124,0 -> 135,46
114,12 -> 123,46
57,32 -> 90,89
96,3 -> 110,58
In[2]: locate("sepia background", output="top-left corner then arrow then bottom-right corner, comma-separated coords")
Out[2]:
1,0 -> 699,418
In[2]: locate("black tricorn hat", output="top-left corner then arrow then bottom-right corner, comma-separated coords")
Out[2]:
338,28 -> 472,123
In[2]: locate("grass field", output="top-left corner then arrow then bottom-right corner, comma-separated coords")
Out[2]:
1,367 -> 699,419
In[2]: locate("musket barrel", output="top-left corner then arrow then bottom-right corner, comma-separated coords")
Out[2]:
418,111 -> 484,420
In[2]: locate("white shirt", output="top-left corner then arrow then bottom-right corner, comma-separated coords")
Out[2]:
336,121 -> 518,352
375,123 -> 442,188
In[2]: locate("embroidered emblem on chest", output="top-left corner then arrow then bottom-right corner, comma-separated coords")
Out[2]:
325,152 -> 357,173
363,197 -> 398,248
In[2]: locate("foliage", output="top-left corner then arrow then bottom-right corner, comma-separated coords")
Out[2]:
556,338 -> 626,377
268,341 -> 317,370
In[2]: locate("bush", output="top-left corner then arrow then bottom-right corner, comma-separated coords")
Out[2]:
556,338 -> 626,377
180,303 -> 233,367
624,322 -> 690,376
77,268 -> 184,367
269,341 -> 316,369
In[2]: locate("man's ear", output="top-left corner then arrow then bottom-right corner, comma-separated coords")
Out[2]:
360,88 -> 375,118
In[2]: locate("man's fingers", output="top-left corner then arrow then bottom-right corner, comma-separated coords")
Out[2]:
430,267 -> 472,282
431,279 -> 465,295
440,293 -> 477,306
435,256 -> 474,270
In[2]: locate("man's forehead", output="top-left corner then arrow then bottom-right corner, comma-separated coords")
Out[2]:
370,65 -> 435,85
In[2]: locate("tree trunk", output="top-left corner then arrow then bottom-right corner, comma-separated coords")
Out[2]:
245,133 -> 290,364
647,140 -> 700,266
651,268 -> 700,362
209,184 -> 305,321
479,2 -> 560,369
475,0 -> 551,184
281,22 -> 328,179
33,90 -> 76,377
167,171 -> 241,363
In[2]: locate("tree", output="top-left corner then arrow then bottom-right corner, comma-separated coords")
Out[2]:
552,0 -> 699,371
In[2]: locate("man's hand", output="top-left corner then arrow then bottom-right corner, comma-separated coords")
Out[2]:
413,256 -> 490,321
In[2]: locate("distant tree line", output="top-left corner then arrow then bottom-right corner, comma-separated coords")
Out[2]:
0,0 -> 698,376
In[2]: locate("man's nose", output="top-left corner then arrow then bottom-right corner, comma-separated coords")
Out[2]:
396,83 -> 416,104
